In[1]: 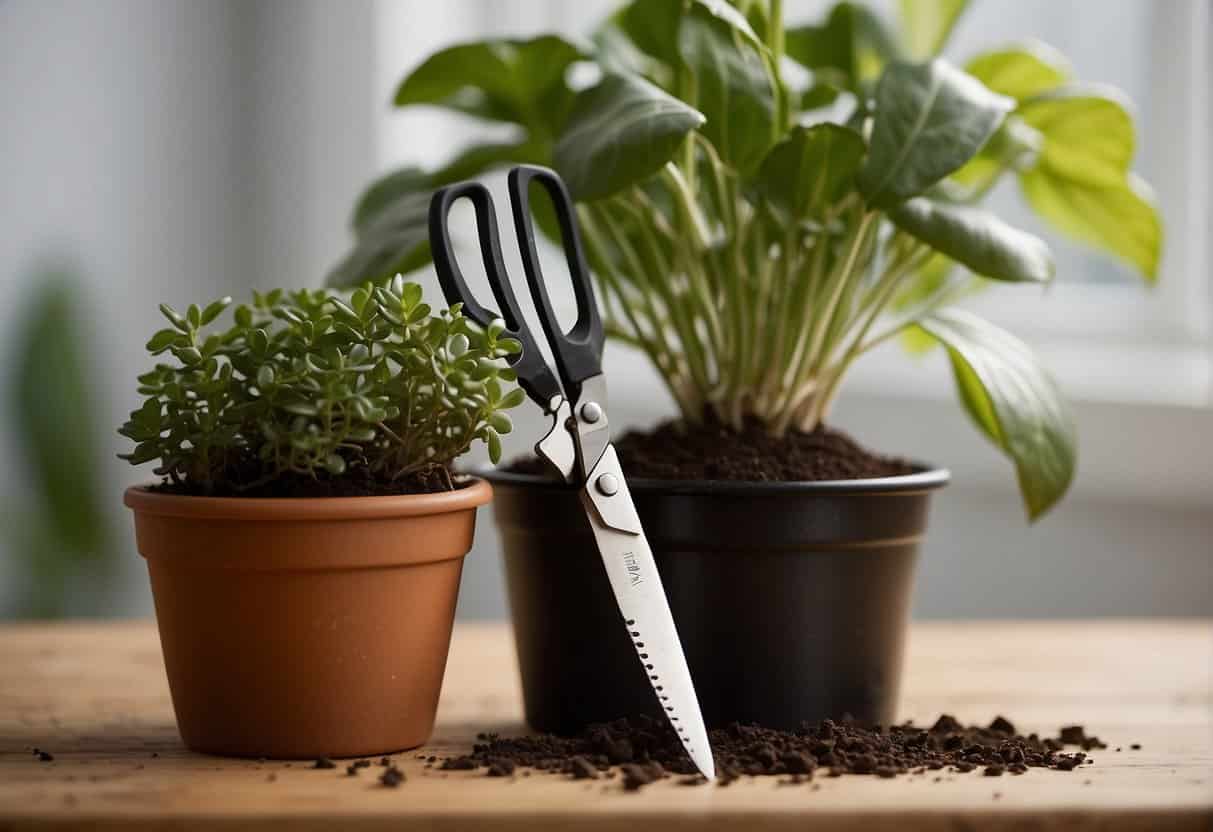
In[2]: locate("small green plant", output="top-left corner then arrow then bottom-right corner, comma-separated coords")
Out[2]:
119,277 -> 523,493
330,0 -> 1162,518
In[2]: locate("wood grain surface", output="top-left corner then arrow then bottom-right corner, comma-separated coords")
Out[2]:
1,619 -> 1210,831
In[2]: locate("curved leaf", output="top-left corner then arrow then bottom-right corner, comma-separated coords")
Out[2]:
756,123 -> 866,220
327,191 -> 431,287
786,2 -> 900,88
916,309 -> 1076,520
889,197 -> 1054,282
1021,169 -> 1161,283
352,167 -> 430,233
965,41 -> 1070,101
678,4 -> 778,175
394,35 -> 584,134
554,73 -> 705,201
900,0 -> 970,59
858,59 -> 1013,208
1014,87 -> 1160,281
1018,87 -> 1136,186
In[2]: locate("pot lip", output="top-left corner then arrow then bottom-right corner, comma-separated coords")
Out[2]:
478,464 -> 950,496
123,475 -> 492,520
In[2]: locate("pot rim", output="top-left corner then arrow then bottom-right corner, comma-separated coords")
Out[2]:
124,475 -> 492,521
478,464 -> 949,496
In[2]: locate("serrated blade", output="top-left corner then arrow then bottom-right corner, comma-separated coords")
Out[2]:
579,446 -> 715,780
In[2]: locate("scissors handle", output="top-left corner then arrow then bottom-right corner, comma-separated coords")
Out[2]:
429,181 -> 563,409
508,165 -> 604,400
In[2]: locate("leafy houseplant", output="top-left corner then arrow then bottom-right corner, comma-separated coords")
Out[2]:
333,0 -> 1160,521
120,280 -> 519,758
331,1 -> 1163,732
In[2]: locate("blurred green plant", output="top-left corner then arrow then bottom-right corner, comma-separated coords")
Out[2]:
119,279 -> 523,492
329,0 -> 1162,520
5,271 -> 116,618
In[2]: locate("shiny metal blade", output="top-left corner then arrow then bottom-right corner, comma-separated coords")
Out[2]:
580,445 -> 715,780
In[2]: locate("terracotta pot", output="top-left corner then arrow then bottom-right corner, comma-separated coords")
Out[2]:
484,468 -> 947,733
124,479 -> 491,759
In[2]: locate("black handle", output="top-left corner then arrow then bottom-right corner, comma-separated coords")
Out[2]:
428,181 -> 563,409
508,165 -> 604,400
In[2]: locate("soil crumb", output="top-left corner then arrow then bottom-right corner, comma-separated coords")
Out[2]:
437,715 -> 1100,792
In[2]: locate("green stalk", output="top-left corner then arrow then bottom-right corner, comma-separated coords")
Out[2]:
578,207 -> 699,418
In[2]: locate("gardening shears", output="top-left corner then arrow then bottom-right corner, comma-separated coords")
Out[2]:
429,164 -> 715,780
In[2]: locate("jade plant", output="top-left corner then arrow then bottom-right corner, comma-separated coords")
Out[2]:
329,0 -> 1162,518
119,278 -> 523,493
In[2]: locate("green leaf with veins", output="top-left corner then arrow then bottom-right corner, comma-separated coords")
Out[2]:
756,123 -> 866,220
1021,169 -> 1161,282
889,197 -> 1054,283
859,59 -> 1013,208
678,4 -> 778,176
900,0 -> 970,59
964,41 -> 1070,101
916,309 -> 1076,521
394,35 -> 584,134
554,73 -> 705,201
785,2 -> 901,89
1015,88 -> 1161,281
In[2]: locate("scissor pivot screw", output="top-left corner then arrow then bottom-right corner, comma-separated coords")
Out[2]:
580,401 -> 603,424
595,473 -> 619,497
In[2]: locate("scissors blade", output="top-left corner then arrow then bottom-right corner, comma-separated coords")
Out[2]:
580,446 -> 715,780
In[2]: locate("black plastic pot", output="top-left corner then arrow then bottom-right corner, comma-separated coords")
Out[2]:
485,467 -> 949,734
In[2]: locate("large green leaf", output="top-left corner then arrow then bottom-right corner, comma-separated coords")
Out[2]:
393,35 -> 584,134
327,190 -> 431,287
785,2 -> 900,89
336,140 -> 550,287
678,4 -> 778,175
900,0 -> 969,59
965,41 -> 1070,101
755,123 -> 866,220
889,197 -> 1054,282
916,309 -> 1076,520
1015,88 -> 1160,281
1017,88 -> 1134,186
1021,169 -> 1161,283
352,166 -> 430,234
554,73 -> 705,201
613,0 -> 684,66
859,59 -> 1012,208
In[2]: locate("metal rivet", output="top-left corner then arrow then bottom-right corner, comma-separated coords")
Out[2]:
579,401 -> 603,424
596,473 -> 619,496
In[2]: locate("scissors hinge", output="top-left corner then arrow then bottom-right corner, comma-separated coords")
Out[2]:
569,375 -> 611,482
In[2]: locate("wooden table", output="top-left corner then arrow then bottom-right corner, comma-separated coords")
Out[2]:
0,620 -> 1209,831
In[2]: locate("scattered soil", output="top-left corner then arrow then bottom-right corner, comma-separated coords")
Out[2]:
149,463 -> 462,498
312,757 -> 336,770
380,766 -> 406,787
437,715 -> 1108,791
508,417 -> 913,482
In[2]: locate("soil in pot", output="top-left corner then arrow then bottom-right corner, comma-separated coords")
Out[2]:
507,417 -> 915,482
149,461 -> 459,498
